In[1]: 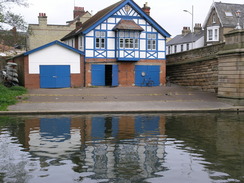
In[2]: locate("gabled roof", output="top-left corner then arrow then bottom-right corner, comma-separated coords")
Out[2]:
203,2 -> 244,28
166,31 -> 204,46
23,40 -> 84,56
61,0 -> 170,41
113,19 -> 144,31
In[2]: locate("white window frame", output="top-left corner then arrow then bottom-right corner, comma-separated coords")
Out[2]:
95,31 -> 106,49
207,26 -> 219,42
79,36 -> 84,51
147,33 -> 157,50
119,31 -> 139,49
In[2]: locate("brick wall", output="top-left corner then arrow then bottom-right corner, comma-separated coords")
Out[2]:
85,58 -> 166,87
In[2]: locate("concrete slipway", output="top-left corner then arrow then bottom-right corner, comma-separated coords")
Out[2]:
1,85 -> 243,115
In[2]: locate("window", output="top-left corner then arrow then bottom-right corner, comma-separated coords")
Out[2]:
181,45 -> 184,52
79,36 -> 84,50
212,14 -> 216,23
208,30 -> 213,41
96,31 -> 106,49
207,26 -> 219,42
186,44 -> 189,50
168,46 -> 171,54
214,29 -> 218,40
225,12 -> 233,17
174,45 -> 177,53
119,31 -> 139,49
147,33 -> 157,50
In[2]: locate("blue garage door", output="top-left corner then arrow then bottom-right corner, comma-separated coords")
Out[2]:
91,64 -> 118,86
91,65 -> 105,86
135,65 -> 160,86
40,65 -> 71,88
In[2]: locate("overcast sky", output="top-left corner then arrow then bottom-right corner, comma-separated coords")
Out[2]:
11,0 -> 244,37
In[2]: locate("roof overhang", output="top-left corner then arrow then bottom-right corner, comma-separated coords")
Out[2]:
113,19 -> 144,31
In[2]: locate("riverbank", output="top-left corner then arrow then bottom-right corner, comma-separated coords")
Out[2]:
1,85 -> 243,115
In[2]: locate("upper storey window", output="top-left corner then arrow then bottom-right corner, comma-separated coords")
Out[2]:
119,31 -> 139,49
147,33 -> 157,50
95,31 -> 106,49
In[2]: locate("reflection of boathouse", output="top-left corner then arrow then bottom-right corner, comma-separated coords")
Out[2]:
23,115 -> 166,180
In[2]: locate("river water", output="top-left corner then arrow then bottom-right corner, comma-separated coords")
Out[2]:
0,113 -> 243,183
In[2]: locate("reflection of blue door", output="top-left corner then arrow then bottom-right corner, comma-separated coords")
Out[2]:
135,116 -> 160,134
135,65 -> 160,87
40,65 -> 70,88
91,117 -> 119,140
91,64 -> 118,86
40,118 -> 71,142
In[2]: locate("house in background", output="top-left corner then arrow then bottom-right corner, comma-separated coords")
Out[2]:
203,2 -> 244,46
61,0 -> 170,88
166,24 -> 204,55
27,7 -> 92,50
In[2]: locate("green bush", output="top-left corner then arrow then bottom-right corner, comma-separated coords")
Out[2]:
0,84 -> 27,111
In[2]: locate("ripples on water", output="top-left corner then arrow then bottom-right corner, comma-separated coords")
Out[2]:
0,113 -> 243,183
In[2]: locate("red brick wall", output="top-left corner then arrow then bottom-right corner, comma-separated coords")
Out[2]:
85,58 -> 166,87
14,54 -> 85,89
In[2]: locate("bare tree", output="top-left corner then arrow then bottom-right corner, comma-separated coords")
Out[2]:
0,0 -> 28,31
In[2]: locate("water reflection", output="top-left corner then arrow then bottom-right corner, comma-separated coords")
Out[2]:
0,113 -> 243,183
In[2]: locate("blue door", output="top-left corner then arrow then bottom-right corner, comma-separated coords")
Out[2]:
91,64 -> 118,86
40,65 -> 71,88
135,65 -> 160,87
112,65 -> 119,86
91,65 -> 105,86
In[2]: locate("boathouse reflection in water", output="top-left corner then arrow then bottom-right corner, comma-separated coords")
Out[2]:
24,115 -> 166,180
0,113 -> 243,183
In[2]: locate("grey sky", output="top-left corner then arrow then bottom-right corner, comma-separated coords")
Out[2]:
13,0 -> 244,37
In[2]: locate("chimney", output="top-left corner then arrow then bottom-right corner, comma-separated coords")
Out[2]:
142,2 -> 151,16
74,6 -> 85,19
76,21 -> 82,29
182,27 -> 191,35
38,13 -> 47,26
194,23 -> 202,33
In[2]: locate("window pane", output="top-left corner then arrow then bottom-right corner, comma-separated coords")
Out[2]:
119,32 -> 124,37
135,32 -> 139,38
208,30 -> 213,40
130,32 -> 134,37
96,38 -> 100,48
129,39 -> 133,48
153,40 -> 156,50
101,38 -> 105,48
135,39 -> 139,48
125,38 -> 130,48
148,34 -> 151,39
125,32 -> 129,37
101,32 -> 105,37
152,34 -> 156,39
148,40 -> 151,49
120,39 -> 124,48
96,32 -> 100,37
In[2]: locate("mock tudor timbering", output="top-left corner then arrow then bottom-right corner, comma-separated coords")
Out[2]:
61,0 -> 170,87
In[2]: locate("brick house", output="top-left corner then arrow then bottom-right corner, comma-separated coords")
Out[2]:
203,2 -> 244,46
13,0 -> 170,89
13,41 -> 85,89
61,0 -> 170,87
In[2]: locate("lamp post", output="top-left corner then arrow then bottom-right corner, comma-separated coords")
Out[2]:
235,10 -> 242,30
183,5 -> 194,49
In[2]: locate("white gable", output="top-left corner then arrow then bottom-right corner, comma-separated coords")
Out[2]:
29,44 -> 80,74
